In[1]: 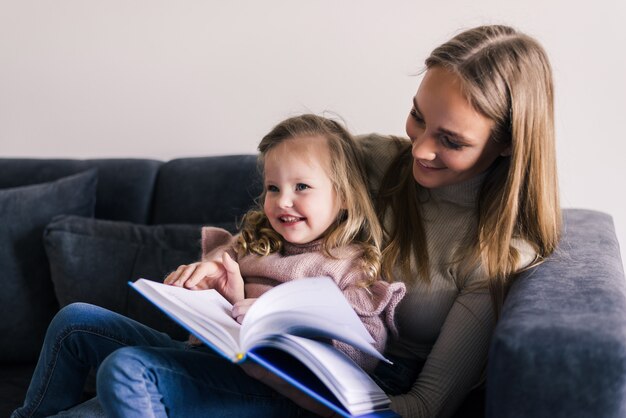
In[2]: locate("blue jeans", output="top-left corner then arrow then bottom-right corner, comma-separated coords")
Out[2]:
11,303 -> 305,418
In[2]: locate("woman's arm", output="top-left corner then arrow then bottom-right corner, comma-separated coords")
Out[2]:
390,288 -> 494,418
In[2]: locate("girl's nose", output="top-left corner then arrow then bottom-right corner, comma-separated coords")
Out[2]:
277,192 -> 293,208
412,133 -> 437,161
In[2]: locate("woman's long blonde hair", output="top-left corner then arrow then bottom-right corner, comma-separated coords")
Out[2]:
238,114 -> 383,285
378,25 -> 561,312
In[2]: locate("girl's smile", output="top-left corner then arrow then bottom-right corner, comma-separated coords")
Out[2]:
278,214 -> 306,225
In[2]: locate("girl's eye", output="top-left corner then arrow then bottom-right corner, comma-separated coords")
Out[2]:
266,185 -> 279,192
295,183 -> 310,191
439,134 -> 463,150
409,108 -> 425,125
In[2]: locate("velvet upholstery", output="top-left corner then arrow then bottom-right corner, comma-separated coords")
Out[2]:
487,209 -> 626,417
44,215 -> 203,341
0,170 -> 98,363
0,158 -> 161,223
150,155 -> 261,227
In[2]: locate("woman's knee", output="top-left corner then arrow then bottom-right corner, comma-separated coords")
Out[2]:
97,347 -> 159,392
98,347 -> 140,382
97,347 -> 169,415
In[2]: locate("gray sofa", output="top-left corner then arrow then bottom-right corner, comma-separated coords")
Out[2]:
1,156 -> 624,418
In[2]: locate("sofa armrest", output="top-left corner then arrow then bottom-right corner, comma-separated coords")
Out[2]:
487,209 -> 626,418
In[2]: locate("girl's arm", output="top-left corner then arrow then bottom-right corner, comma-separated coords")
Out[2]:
164,227 -> 244,303
338,279 -> 406,371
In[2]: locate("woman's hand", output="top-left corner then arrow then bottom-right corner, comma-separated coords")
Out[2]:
240,363 -> 338,417
164,252 -> 244,304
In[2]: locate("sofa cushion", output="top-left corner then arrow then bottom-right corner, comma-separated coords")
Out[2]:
150,155 -> 260,228
487,209 -> 626,417
44,216 -> 203,340
0,170 -> 98,364
0,158 -> 162,223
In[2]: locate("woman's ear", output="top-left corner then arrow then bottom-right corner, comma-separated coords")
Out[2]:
500,146 -> 512,157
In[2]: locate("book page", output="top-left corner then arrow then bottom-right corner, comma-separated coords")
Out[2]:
249,335 -> 390,417
240,277 -> 387,362
131,279 -> 241,357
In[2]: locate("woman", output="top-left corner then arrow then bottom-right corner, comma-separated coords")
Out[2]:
357,24 -> 560,417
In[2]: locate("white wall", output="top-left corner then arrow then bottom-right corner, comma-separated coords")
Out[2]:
2,0 -> 625,264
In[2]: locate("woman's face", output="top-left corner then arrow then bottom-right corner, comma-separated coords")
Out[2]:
406,66 -> 509,189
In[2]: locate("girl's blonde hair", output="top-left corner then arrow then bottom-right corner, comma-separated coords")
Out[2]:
238,114 -> 383,285
378,25 -> 561,312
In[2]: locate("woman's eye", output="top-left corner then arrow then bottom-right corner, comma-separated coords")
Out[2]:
295,183 -> 310,191
439,134 -> 463,150
266,185 -> 279,192
410,108 -> 425,124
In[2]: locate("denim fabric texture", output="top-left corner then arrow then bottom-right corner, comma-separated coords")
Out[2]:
11,303 -> 308,418
11,303 -> 182,418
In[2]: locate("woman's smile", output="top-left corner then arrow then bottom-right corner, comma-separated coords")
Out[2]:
416,159 -> 446,170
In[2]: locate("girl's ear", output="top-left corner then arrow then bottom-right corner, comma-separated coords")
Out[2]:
500,146 -> 512,157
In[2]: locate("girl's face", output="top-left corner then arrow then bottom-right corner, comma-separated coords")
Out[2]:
263,136 -> 342,245
406,66 -> 509,189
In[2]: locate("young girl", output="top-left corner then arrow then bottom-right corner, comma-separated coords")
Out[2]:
11,114 -> 405,418
166,113 -> 405,369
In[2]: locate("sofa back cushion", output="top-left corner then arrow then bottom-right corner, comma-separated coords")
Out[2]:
0,170 -> 98,363
0,158 -> 161,224
150,155 -> 261,230
44,215 -> 203,340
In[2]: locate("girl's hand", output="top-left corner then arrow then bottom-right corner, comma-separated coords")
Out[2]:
240,363 -> 338,417
164,260 -> 224,290
164,252 -> 244,304
232,298 -> 258,324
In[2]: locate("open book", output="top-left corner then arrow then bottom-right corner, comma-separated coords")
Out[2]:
130,277 -> 399,418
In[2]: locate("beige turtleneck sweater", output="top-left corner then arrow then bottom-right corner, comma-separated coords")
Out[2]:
358,134 -> 536,418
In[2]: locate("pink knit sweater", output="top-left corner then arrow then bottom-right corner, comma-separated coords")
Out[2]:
200,226 -> 406,372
